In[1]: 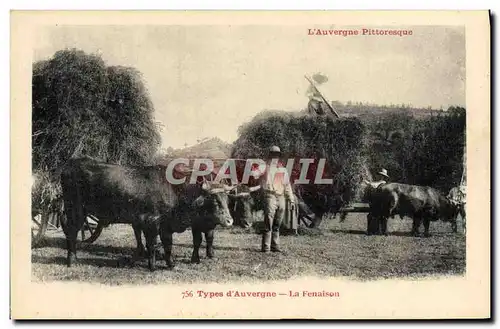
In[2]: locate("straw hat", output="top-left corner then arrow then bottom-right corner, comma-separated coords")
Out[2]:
269,146 -> 281,153
377,169 -> 389,179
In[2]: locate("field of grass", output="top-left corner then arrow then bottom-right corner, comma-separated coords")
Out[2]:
31,213 -> 465,285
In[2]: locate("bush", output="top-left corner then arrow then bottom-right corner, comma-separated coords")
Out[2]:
362,107 -> 465,192
406,108 -> 466,191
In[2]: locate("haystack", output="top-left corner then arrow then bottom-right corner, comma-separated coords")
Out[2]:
231,110 -> 369,227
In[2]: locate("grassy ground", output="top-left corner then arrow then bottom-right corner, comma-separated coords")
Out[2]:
31,213 -> 465,285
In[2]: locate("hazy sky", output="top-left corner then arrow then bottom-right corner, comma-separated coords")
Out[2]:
33,25 -> 465,149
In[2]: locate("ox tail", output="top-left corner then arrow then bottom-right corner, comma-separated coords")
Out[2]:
74,171 -> 87,230
371,189 -> 397,219
60,172 -> 73,236
387,191 -> 399,219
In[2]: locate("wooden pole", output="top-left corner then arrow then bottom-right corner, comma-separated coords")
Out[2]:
460,141 -> 466,186
304,75 -> 340,118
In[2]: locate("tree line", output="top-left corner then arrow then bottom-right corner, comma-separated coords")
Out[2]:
365,106 -> 465,191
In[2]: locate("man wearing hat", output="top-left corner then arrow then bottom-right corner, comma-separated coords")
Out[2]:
447,185 -> 466,233
258,145 -> 295,252
364,169 -> 390,235
364,168 -> 389,189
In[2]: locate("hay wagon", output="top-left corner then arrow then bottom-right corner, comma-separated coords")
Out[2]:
31,170 -> 107,248
31,159 -> 232,247
339,202 -> 370,214
31,171 -> 103,248
31,210 -> 103,247
333,202 -> 371,224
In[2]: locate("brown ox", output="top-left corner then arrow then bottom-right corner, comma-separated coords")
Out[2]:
60,156 -> 234,271
367,183 -> 459,236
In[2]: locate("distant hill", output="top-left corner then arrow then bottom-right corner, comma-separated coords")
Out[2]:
170,137 -> 231,158
156,137 -> 232,166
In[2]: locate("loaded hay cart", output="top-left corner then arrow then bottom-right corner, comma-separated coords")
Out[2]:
32,170 -> 118,248
31,209 -> 102,247
31,159 -> 232,247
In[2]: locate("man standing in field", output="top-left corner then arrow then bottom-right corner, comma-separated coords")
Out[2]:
258,146 -> 295,252
363,169 -> 390,235
447,185 -> 466,233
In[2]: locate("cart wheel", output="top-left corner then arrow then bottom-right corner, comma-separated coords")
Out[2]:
32,212 -> 48,248
78,215 -> 104,244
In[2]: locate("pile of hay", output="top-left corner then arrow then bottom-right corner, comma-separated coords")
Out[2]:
31,170 -> 63,214
231,111 -> 369,209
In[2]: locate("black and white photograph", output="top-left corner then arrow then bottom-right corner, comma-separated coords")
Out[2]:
11,10 -> 490,319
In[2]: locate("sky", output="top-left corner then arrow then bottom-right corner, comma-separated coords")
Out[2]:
33,25 -> 465,149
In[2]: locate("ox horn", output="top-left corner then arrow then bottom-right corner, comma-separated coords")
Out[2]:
201,181 -> 210,190
232,185 -> 261,198
248,185 -> 261,192
208,187 -> 226,194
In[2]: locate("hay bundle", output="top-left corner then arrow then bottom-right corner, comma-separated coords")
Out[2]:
231,111 -> 369,210
31,170 -> 63,214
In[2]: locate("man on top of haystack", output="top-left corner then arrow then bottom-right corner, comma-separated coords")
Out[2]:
305,73 -> 339,118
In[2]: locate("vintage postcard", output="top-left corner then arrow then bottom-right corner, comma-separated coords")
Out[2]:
11,10 -> 490,319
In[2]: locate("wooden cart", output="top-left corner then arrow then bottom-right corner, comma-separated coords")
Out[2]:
31,210 -> 104,247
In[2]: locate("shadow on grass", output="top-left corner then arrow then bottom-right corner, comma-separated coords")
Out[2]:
328,229 -> 447,237
33,236 -> 137,255
32,237 -> 66,249
177,258 -> 216,265
31,254 -> 128,268
30,252 -> 174,271
172,242 -> 259,253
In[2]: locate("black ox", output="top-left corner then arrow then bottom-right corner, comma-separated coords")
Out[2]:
228,184 -> 321,229
60,156 -> 234,271
367,183 -> 460,236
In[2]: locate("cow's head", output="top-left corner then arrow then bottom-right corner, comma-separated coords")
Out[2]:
228,185 -> 262,228
194,182 -> 235,227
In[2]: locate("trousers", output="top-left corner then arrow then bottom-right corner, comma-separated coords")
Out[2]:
262,192 -> 286,251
